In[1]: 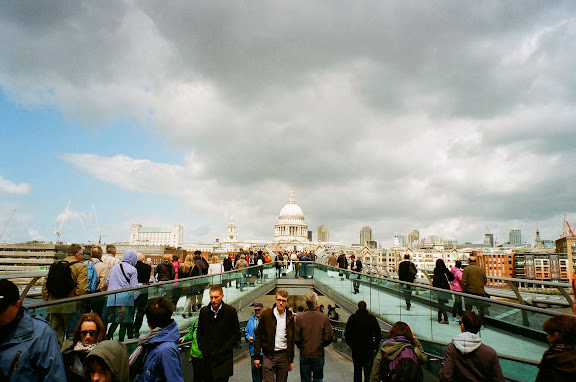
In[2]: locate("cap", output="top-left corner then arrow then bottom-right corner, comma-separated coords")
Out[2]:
253,302 -> 263,310
0,279 -> 20,312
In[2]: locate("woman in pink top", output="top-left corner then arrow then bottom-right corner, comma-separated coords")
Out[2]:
450,260 -> 464,319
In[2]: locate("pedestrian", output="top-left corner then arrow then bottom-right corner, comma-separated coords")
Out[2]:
133,252 -> 152,337
181,254 -> 201,318
450,260 -> 464,320
350,255 -> 363,294
223,253 -> 234,287
131,296 -> 184,382
254,289 -> 295,382
208,255 -> 224,275
370,321 -> 427,382
42,243 -> 88,342
245,302 -> 265,382
0,279 -> 66,381
171,253 -> 184,311
397,254 -> 417,311
337,251 -> 348,279
86,340 -> 130,382
432,259 -> 454,325
197,284 -> 241,382
62,312 -> 107,382
106,250 -> 141,341
438,311 -> 504,381
328,252 -> 337,267
235,255 -> 248,291
180,318 -> 205,382
345,301 -> 382,382
535,314 -> 576,381
461,256 -> 489,321
295,292 -> 334,382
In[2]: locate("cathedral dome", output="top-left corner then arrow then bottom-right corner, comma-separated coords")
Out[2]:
279,203 -> 304,219
274,187 -> 309,243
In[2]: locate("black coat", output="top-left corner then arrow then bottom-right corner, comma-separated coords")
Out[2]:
135,261 -> 152,284
155,261 -> 175,281
197,303 -> 241,380
345,310 -> 382,359
398,260 -> 417,282
433,266 -> 454,290
337,254 -> 348,269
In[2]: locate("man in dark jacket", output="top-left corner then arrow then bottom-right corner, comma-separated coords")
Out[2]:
193,250 -> 209,276
350,255 -> 363,294
223,254 -> 234,287
295,292 -> 334,382
345,300 -> 382,382
254,289 -> 295,382
438,311 -> 504,382
197,284 -> 241,382
337,251 -> 348,279
398,253 -> 417,310
133,253 -> 152,337
0,279 -> 66,381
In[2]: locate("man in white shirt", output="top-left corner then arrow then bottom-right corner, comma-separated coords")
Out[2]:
254,290 -> 295,382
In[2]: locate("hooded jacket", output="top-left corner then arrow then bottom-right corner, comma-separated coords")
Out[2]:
535,344 -> 576,381
133,320 -> 183,382
369,336 -> 427,382
86,340 -> 130,382
450,266 -> 463,292
439,331 -> 504,382
0,308 -> 66,381
106,250 -> 141,307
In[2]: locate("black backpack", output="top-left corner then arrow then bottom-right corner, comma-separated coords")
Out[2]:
46,260 -> 79,298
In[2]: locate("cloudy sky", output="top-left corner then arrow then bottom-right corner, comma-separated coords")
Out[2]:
1,1 -> 576,247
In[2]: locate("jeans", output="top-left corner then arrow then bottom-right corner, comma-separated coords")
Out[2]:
300,357 -> 325,382
402,284 -> 412,308
251,355 -> 263,382
353,354 -> 374,382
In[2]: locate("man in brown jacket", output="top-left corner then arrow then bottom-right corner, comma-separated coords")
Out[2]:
42,243 -> 87,342
461,256 -> 489,320
295,291 -> 334,382
254,289 -> 295,382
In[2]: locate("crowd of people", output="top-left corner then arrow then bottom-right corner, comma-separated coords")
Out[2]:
1,244 -> 576,381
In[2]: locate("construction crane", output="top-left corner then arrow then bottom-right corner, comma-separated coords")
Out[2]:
0,209 -> 16,241
563,213 -> 575,237
92,204 -> 105,244
55,201 -> 71,242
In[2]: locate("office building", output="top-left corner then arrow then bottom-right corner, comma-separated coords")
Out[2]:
317,225 -> 329,242
360,226 -> 372,246
509,229 -> 522,246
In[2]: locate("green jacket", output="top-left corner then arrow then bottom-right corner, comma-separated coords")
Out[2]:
182,319 -> 202,358
461,264 -> 487,295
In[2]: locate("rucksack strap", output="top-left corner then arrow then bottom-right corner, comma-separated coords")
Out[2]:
120,264 -> 131,284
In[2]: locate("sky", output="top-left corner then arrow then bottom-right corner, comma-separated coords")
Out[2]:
1,1 -> 576,247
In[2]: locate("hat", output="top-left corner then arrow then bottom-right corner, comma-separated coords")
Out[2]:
0,279 -> 20,312
253,302 -> 263,310
194,250 -> 202,255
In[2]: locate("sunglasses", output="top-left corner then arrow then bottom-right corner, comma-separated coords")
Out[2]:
80,330 -> 98,337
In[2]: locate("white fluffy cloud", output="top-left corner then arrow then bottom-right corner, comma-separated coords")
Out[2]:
0,175 -> 31,195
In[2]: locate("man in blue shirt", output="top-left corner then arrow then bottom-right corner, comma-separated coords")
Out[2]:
245,302 -> 264,382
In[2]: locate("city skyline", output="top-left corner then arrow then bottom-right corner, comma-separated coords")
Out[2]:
1,2 -> 576,247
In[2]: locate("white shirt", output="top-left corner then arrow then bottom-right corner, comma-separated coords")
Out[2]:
273,307 -> 287,351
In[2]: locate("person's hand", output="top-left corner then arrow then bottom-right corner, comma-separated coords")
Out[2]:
179,337 -> 185,343
289,363 -> 294,371
254,360 -> 261,368
248,336 -> 254,343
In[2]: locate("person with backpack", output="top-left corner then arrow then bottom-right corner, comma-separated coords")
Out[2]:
42,243 -> 88,343
398,254 -> 417,311
438,311 -> 504,382
345,301 -> 382,382
370,321 -> 427,382
106,250 -> 141,341
86,245 -> 106,318
432,259 -> 455,325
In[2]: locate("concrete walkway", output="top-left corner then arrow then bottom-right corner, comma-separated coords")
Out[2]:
230,347 -> 352,382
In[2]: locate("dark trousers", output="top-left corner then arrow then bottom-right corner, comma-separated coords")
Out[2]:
352,354 -> 374,382
251,355 -> 263,382
402,285 -> 413,309
452,294 -> 463,317
300,357 -> 324,382
191,356 -> 206,382
133,291 -> 149,335
262,352 -> 290,382
353,275 -> 361,293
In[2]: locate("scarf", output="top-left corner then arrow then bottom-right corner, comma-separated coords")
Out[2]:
129,327 -> 163,366
74,341 -> 97,352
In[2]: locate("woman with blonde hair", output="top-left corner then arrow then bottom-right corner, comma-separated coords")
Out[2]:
208,255 -> 224,275
180,254 -> 201,318
370,321 -> 427,382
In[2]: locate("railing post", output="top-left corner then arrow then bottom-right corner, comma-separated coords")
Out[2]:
20,276 -> 42,299
556,285 -> 574,307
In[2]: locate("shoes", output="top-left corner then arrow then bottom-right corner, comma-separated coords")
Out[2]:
440,320 -> 449,324
406,306 -> 411,311
182,314 -> 187,319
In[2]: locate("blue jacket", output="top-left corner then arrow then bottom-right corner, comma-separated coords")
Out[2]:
245,313 -> 263,356
107,250 -> 141,307
134,320 -> 183,382
0,308 -> 66,381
